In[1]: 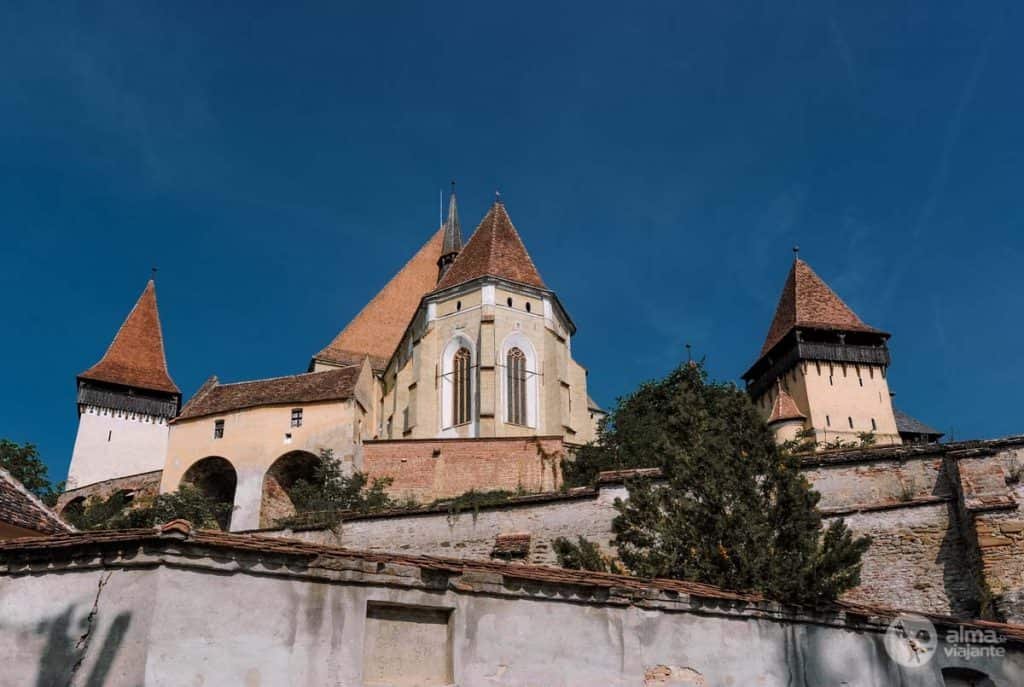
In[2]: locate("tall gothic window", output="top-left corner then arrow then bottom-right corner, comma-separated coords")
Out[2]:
507,347 -> 527,425
453,347 -> 471,425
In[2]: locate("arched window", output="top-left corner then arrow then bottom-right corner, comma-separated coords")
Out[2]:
453,347 -> 471,426
507,347 -> 527,425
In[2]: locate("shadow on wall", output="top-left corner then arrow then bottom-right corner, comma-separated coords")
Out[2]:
34,603 -> 132,687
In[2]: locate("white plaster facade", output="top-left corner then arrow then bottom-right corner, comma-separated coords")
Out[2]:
67,407 -> 170,490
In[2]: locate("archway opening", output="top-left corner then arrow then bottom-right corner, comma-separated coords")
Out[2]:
261,450 -> 320,528
180,456 -> 237,530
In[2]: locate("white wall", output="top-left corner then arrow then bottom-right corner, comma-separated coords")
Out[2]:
67,407 -> 169,489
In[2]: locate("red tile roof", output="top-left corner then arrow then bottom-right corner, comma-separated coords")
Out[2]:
767,383 -> 806,424
0,468 -> 72,536
760,259 -> 885,356
434,201 -> 546,292
175,366 -> 361,421
79,280 -> 179,394
313,228 -> 445,369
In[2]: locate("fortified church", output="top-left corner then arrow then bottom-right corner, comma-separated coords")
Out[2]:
60,190 -> 946,531
64,192 -> 605,529
9,191 -> 1024,686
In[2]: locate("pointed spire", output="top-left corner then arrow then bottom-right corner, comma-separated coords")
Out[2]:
79,279 -> 179,394
759,256 -> 884,356
767,380 -> 806,424
437,182 -> 462,280
434,200 -> 546,292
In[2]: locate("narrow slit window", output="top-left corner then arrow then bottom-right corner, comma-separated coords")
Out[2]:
453,347 -> 471,425
871,418 -> 877,431
848,416 -> 854,429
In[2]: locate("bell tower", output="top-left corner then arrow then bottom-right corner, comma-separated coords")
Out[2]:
67,278 -> 180,489
743,254 -> 901,448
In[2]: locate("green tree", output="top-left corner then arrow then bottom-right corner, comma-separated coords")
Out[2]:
574,362 -> 870,605
276,449 -> 394,527
552,536 -> 612,573
0,439 -> 63,506
65,485 -> 235,531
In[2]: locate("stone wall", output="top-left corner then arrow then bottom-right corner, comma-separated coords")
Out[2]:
55,469 -> 163,514
265,437 -> 1024,624
2,529 -> 1020,686
362,435 -> 565,503
271,484 -> 626,566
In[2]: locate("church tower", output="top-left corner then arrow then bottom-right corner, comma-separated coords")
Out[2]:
742,255 -> 901,447
67,279 -> 180,489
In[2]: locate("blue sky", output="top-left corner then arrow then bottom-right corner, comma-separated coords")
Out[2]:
2,2 -> 1022,481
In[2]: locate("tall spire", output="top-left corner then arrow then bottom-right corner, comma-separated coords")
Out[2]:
437,182 -> 462,280
79,279 -> 179,394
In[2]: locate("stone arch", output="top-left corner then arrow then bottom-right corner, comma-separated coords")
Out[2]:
260,450 -> 320,528
942,668 -> 994,687
61,496 -> 86,520
180,456 -> 237,530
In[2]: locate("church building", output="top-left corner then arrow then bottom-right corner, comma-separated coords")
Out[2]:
66,191 -> 603,530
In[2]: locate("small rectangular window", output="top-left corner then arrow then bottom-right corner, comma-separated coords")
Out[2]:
291,408 -> 303,427
826,415 -> 831,427
848,416 -> 854,429
213,419 -> 224,439
871,418 -> 877,431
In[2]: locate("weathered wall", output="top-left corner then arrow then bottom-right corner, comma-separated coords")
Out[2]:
273,485 -> 627,565
362,435 -> 565,503
2,538 -> 1020,686
56,469 -> 163,514
67,407 -> 170,490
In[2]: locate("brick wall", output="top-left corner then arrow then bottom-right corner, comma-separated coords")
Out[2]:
362,435 -> 565,503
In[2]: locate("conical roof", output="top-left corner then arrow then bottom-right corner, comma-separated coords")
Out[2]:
314,227 -> 445,368
759,258 -> 884,356
434,201 -> 546,292
767,382 -> 805,424
79,280 -> 179,394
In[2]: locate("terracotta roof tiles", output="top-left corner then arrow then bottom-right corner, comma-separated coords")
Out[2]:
175,366 -> 361,422
434,201 -> 546,292
767,383 -> 806,424
313,228 -> 445,368
79,280 -> 179,394
760,259 -> 885,357
0,468 -> 72,536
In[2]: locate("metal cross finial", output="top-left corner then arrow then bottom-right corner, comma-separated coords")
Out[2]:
792,245 -> 800,260
495,189 -> 502,203
151,266 -> 158,281
451,179 -> 456,193
685,343 -> 692,363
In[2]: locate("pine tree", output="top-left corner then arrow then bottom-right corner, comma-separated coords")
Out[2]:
585,362 -> 869,604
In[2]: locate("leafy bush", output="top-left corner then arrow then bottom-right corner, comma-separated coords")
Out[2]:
0,439 -> 63,506
64,485 -> 234,531
275,449 -> 394,527
553,536 -> 611,573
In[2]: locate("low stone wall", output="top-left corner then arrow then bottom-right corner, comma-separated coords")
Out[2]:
362,435 -> 565,502
269,484 -> 627,566
55,469 -> 163,514
2,528 -> 1020,686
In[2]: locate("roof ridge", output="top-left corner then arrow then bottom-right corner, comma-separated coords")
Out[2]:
0,465 -> 73,533
214,364 -> 360,389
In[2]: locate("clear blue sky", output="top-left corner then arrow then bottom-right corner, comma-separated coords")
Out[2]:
2,2 -> 1021,481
